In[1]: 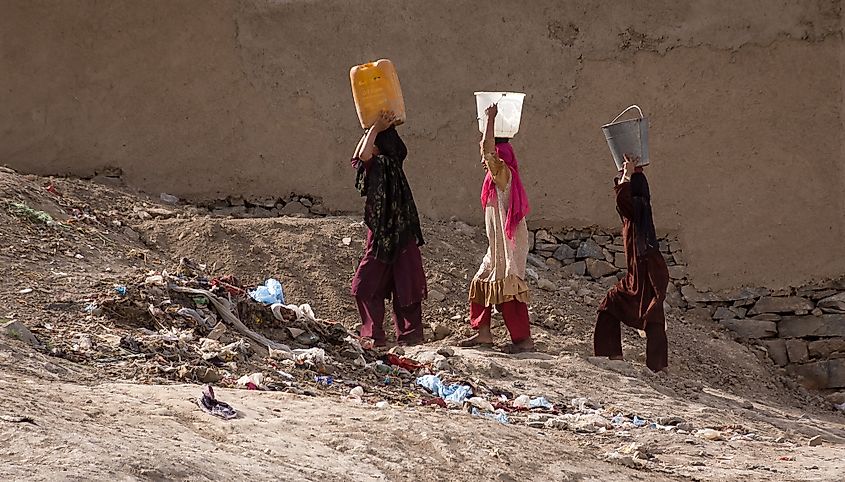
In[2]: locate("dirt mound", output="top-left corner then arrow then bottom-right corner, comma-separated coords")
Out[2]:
1,169 -> 844,481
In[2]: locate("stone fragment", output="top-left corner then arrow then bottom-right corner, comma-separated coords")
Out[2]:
750,296 -> 814,315
681,285 -> 720,303
538,278 -> 557,292
672,251 -> 685,265
429,290 -> 446,302
712,307 -> 734,320
658,240 -> 670,253
785,339 -> 810,363
586,259 -> 617,279
250,207 -> 273,218
614,252 -> 626,269
527,230 -> 535,251
299,198 -> 313,207
545,258 -> 562,269
812,308 -> 824,316
729,306 -> 748,319
1,320 -> 38,346
535,242 -> 560,252
280,201 -> 309,216
750,313 -> 781,322
553,244 -> 576,261
562,261 -> 586,277
600,276 -> 618,289
719,318 -> 777,339
808,435 -> 823,447
722,287 -> 772,301
665,283 -> 686,308
576,239 -> 604,259
668,265 -> 687,280
593,235 -> 611,245
527,254 -> 549,270
808,338 -> 845,359
437,347 -> 455,357
817,292 -> 845,312
762,339 -> 789,366
778,315 -> 845,338
310,203 -> 329,215
430,323 -> 453,341
535,229 -> 556,244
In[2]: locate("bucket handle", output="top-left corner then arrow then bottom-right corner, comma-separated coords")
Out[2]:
609,105 -> 643,124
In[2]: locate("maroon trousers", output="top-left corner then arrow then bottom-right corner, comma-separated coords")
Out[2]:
594,310 -> 668,372
351,231 -> 427,345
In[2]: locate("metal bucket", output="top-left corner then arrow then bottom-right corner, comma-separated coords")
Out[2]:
601,105 -> 649,170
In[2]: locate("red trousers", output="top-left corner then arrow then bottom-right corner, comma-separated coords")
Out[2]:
470,300 -> 531,343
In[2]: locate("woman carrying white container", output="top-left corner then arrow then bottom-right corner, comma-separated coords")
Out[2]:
460,101 -> 534,352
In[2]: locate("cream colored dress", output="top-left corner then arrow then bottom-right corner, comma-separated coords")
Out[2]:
469,152 -> 530,306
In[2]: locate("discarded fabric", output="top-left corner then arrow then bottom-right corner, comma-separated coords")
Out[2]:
416,375 -> 472,405
513,394 -> 531,409
197,385 -> 237,420
468,397 -> 495,413
386,353 -> 425,371
237,372 -> 265,390
250,278 -> 286,305
529,397 -> 554,410
471,407 -> 510,425
114,285 -> 127,296
632,416 -> 647,428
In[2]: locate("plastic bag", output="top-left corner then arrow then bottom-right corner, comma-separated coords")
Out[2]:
250,278 -> 285,305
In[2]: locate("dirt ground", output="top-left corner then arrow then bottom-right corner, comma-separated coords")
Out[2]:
1,169 -> 844,481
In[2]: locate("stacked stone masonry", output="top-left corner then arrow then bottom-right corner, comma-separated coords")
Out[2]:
527,227 -> 845,391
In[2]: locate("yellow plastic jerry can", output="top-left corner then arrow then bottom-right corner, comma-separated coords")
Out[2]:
349,59 -> 406,129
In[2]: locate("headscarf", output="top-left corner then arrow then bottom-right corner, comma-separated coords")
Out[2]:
480,141 -> 530,240
354,127 -> 424,262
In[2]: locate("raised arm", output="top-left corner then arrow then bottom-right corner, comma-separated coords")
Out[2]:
358,110 -> 397,164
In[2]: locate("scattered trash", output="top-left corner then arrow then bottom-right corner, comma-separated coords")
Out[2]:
18,288 -> 33,294
114,285 -> 127,296
632,416 -> 648,427
471,407 -> 510,425
835,402 -> 845,413
250,278 -> 286,305
513,395 -> 531,409
375,401 -> 390,409
696,428 -> 724,441
7,202 -> 55,225
349,386 -> 364,398
237,373 -> 265,390
315,375 -> 334,386
197,385 -> 237,420
529,397 -> 554,410
342,237 -> 352,246
468,397 -> 495,413
386,353 -> 425,371
416,375 -> 473,406
421,397 -> 448,408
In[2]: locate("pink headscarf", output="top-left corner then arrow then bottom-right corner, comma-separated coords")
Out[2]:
480,142 -> 530,240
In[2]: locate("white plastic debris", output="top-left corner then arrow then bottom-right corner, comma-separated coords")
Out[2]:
350,386 -> 364,398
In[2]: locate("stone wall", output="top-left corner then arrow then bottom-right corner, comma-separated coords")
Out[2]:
525,227 -> 845,390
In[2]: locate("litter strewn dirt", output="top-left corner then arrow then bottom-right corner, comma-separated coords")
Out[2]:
1,169 -> 844,481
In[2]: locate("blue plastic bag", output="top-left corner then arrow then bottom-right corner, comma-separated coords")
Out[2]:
416,375 -> 472,404
249,278 -> 285,305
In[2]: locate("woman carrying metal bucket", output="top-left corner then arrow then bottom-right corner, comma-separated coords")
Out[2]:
593,153 -> 669,372
460,103 -> 534,353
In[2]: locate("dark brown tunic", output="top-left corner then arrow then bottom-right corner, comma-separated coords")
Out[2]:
597,180 -> 669,330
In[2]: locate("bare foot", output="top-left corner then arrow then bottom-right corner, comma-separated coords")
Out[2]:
503,338 -> 535,354
458,333 -> 494,348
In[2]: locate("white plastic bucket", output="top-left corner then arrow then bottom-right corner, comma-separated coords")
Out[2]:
475,92 -> 525,138
601,105 -> 649,170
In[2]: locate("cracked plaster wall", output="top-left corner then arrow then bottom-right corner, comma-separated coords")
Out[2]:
1,0 -> 843,289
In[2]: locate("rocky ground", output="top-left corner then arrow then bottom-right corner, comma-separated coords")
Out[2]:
1,167 -> 844,481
